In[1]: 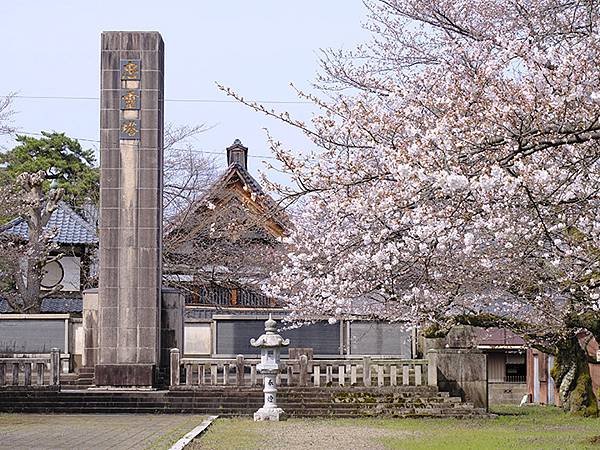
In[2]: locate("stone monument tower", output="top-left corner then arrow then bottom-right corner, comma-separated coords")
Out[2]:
95,31 -> 165,387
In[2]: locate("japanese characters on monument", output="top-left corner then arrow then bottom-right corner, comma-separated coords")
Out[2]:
119,59 -> 141,140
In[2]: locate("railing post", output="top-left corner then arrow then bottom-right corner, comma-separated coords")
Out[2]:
12,363 -> 19,386
402,364 -> 410,385
377,364 -> 384,387
224,363 -> 230,385
299,355 -> 308,387
185,364 -> 193,386
350,364 -> 357,385
390,365 -> 398,386
362,357 -> 371,387
0,363 -> 5,386
427,351 -> 438,386
199,365 -> 206,385
313,365 -> 321,387
415,364 -> 422,386
287,364 -> 293,386
211,364 -> 218,385
37,363 -> 44,386
170,348 -> 180,387
236,355 -> 245,386
326,365 -> 333,385
250,364 -> 257,386
338,365 -> 345,386
50,348 -> 60,386
23,363 -> 31,386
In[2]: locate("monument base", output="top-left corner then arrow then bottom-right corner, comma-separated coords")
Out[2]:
94,364 -> 156,387
254,407 -> 287,421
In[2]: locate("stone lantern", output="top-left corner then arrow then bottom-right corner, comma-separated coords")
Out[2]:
250,314 -> 290,421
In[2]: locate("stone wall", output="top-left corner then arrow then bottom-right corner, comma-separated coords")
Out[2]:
488,382 -> 527,405
427,348 -> 488,409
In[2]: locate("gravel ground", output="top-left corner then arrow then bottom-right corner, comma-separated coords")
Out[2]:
261,423 -> 405,450
193,419 -> 412,450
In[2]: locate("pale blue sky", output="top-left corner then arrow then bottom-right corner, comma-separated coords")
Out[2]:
0,1 -> 369,184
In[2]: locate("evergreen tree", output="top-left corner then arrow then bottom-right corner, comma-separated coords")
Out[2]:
0,131 -> 99,207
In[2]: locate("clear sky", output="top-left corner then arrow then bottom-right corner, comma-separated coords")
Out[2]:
0,0 -> 369,184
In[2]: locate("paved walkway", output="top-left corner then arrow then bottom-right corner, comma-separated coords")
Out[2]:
0,414 -> 207,449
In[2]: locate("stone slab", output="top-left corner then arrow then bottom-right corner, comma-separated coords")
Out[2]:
94,363 -> 155,387
0,414 -> 206,450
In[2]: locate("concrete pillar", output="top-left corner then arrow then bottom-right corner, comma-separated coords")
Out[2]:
81,288 -> 98,367
95,31 -> 164,387
23,363 -> 31,386
160,288 -> 184,368
50,348 -> 60,386
170,348 -> 180,387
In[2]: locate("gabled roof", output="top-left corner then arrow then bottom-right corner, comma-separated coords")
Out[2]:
166,156 -> 289,240
205,162 -> 288,232
1,202 -> 98,245
222,162 -> 266,196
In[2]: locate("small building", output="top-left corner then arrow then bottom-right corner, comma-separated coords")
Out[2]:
475,328 -> 529,405
0,201 -> 98,370
166,140 -> 413,359
475,327 -> 565,406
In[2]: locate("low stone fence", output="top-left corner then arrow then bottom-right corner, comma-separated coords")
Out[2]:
0,348 -> 60,388
170,349 -> 434,388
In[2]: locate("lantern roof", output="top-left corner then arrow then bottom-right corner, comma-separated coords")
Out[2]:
250,314 -> 290,348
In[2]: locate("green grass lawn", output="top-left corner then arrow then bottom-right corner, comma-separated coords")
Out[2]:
193,406 -> 600,450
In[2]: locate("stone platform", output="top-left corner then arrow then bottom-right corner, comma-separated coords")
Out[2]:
0,386 -> 489,418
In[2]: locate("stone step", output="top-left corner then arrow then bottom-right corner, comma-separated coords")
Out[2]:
0,400 -> 476,412
0,394 -> 469,404
0,387 -> 486,418
0,405 -> 488,418
170,386 -> 440,393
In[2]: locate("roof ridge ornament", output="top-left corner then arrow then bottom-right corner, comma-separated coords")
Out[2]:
226,139 -> 249,170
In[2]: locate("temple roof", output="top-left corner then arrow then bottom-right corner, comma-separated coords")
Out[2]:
1,202 -> 98,245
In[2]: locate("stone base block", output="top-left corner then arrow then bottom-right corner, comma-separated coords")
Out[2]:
94,364 -> 156,387
254,407 -> 287,421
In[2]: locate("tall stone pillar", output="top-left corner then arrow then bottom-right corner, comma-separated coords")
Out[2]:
95,31 -> 164,387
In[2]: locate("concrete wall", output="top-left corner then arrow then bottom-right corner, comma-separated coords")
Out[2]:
0,315 -> 69,354
184,322 -> 211,355
427,348 -> 488,409
488,382 -> 528,405
84,287 -> 183,370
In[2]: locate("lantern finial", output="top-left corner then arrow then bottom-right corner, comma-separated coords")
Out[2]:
265,313 -> 277,333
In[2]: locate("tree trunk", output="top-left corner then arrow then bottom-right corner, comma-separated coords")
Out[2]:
551,336 -> 598,417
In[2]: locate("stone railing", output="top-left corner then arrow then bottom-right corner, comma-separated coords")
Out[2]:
170,349 -> 436,388
0,348 -> 60,388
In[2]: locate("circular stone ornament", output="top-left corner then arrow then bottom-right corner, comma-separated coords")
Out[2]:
41,260 -> 64,289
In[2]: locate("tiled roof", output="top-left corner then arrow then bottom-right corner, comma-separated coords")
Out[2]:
225,162 -> 266,196
185,307 -> 283,320
0,297 -> 83,313
1,202 -> 98,245
475,327 -> 526,347
216,163 -> 288,230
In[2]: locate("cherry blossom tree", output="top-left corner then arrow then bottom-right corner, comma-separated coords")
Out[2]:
228,0 -> 600,414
